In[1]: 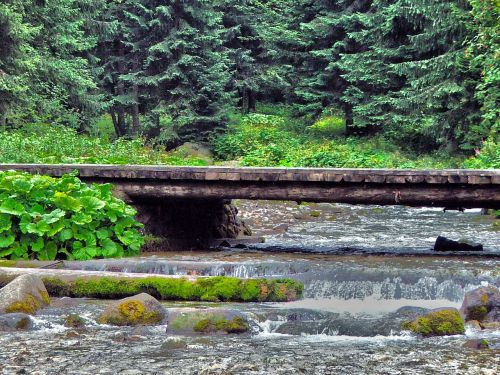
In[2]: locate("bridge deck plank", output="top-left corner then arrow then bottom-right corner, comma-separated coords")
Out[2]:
0,164 -> 498,185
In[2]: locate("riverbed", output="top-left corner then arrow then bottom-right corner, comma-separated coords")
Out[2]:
0,202 -> 499,374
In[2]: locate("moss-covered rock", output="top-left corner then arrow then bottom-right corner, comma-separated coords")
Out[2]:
167,309 -> 250,335
38,275 -> 303,303
460,286 -> 500,324
0,274 -> 50,314
463,339 -> 489,350
64,314 -> 86,328
0,313 -> 33,331
98,293 -> 165,326
401,308 -> 465,337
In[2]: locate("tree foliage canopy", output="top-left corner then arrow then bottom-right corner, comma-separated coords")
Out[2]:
0,0 -> 498,153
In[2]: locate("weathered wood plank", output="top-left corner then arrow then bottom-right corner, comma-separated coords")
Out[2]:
120,181 -> 500,209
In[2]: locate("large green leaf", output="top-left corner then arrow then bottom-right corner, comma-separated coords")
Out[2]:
72,212 -> 93,225
26,220 -> 50,236
0,247 -> 15,258
59,228 -> 74,241
12,179 -> 33,193
96,228 -> 110,240
0,198 -> 25,216
117,230 -> 138,246
42,209 -> 66,224
0,233 -> 15,248
54,192 -> 82,212
81,196 -> 106,211
38,241 -> 57,261
100,238 -> 118,257
31,237 -> 44,252
47,220 -> 66,236
0,214 -> 12,232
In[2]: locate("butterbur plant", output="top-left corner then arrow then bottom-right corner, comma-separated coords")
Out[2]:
0,171 -> 144,261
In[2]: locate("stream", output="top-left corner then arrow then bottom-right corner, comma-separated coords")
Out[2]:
0,202 -> 499,374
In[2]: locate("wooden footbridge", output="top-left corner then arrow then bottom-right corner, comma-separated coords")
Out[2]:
1,164 -> 498,208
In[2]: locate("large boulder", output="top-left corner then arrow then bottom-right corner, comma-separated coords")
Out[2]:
0,274 -> 50,314
460,286 -> 500,325
434,236 -> 483,252
401,308 -> 465,337
173,142 -> 214,164
0,313 -> 34,331
98,293 -> 165,326
166,308 -> 250,335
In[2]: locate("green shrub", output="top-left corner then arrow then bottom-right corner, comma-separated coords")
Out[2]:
308,115 -> 346,137
213,111 -> 470,169
401,308 -> 465,337
0,171 -> 144,261
462,139 -> 500,169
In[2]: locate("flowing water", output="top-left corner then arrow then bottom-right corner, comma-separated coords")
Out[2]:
0,202 -> 499,374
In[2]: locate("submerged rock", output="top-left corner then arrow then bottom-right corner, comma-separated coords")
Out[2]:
98,293 -> 165,326
273,307 -> 428,337
460,286 -> 500,325
463,339 -> 489,350
64,314 -> 86,328
0,274 -> 50,314
401,308 -> 465,337
0,313 -> 33,331
433,236 -> 483,252
167,309 -> 250,335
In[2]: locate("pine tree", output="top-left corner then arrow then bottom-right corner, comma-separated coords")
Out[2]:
0,0 -> 104,128
466,0 -> 499,145
338,0 -> 482,150
295,0 -> 371,124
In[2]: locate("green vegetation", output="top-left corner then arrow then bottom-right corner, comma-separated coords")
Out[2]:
0,124 -> 207,165
402,309 -> 466,337
0,171 -> 144,261
64,314 -> 86,328
0,0 -> 497,163
214,113 -> 473,169
5,291 -> 50,315
40,275 -> 304,302
193,316 -> 249,334
98,299 -> 163,326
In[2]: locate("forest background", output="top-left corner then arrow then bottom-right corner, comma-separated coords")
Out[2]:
0,0 -> 498,169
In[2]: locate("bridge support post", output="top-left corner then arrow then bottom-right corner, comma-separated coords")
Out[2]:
131,199 -> 251,248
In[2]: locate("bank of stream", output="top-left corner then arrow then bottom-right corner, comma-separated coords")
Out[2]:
0,202 -> 499,374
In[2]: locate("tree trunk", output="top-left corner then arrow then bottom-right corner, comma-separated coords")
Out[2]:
110,111 -> 124,137
248,90 -> 256,112
344,103 -> 353,135
241,88 -> 249,114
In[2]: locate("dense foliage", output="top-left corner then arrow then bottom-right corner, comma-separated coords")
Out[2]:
0,0 -> 498,157
0,171 -> 144,260
214,112 -> 470,169
0,124 -> 207,165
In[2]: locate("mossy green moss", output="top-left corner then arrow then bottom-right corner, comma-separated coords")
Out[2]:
402,309 -> 465,337
225,316 -> 250,334
5,294 -> 41,314
466,305 -> 489,321
193,316 -> 249,334
65,314 -> 86,328
98,300 -> 163,326
15,316 -> 31,330
0,260 -> 17,267
310,211 -> 321,218
41,276 -> 304,302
